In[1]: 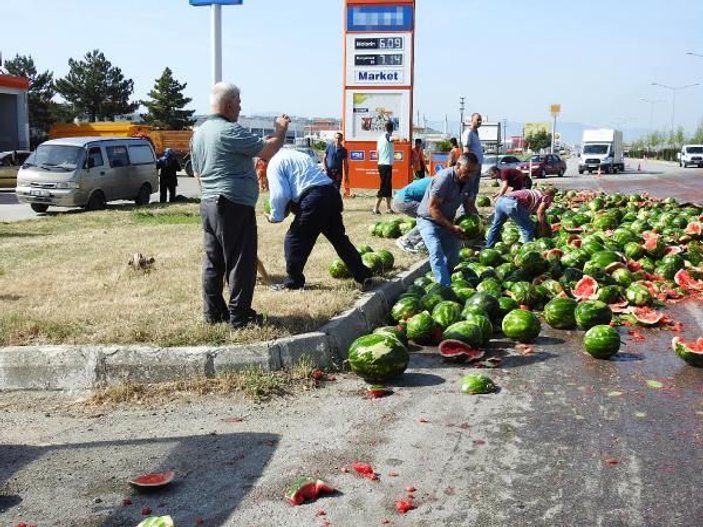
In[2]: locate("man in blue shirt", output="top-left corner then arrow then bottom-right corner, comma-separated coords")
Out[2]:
392,177 -> 431,253
266,148 -> 373,291
322,132 -> 348,191
416,153 -> 479,285
191,82 -> 290,329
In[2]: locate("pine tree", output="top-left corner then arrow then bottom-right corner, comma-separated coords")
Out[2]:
54,49 -> 137,121
3,54 -> 56,143
141,67 -> 195,130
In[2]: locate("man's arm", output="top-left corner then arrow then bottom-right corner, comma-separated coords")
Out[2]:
343,155 -> 349,183
536,202 -> 549,226
493,180 -> 509,199
193,171 -> 201,191
257,114 -> 291,160
428,195 -> 466,239
266,161 -> 292,223
322,148 -> 329,171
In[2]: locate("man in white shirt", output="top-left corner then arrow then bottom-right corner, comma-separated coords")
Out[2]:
266,148 -> 373,291
461,112 -> 483,215
373,121 -> 395,214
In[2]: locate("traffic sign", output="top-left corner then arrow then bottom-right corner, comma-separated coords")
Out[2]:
550,104 -> 561,117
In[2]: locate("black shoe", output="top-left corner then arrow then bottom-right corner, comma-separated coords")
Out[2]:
230,313 -> 264,330
204,313 -> 229,325
359,277 -> 375,292
270,283 -> 304,292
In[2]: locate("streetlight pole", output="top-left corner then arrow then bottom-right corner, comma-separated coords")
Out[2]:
640,98 -> 662,130
211,4 -> 222,85
459,96 -> 465,148
651,82 -> 700,134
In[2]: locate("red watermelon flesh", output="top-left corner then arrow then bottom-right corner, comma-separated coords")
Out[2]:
367,385 -> 393,399
632,306 -> 663,325
674,270 -> 703,291
285,477 -> 334,505
664,245 -> 684,255
438,340 -> 485,363
608,299 -> 630,313
573,276 -> 598,300
545,248 -> 564,259
684,221 -> 702,236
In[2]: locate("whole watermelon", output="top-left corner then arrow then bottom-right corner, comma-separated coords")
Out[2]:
373,325 -> 408,346
543,297 -> 578,329
348,333 -> 409,382
362,252 -> 383,274
502,309 -> 541,343
456,214 -> 483,238
510,281 -> 539,307
442,321 -> 483,348
375,249 -> 395,271
463,312 -> 494,345
464,292 -> 500,321
406,312 -> 437,344
514,250 -> 548,277
390,296 -> 422,322
432,301 -> 463,329
574,300 -> 613,330
329,258 -> 351,279
583,325 -> 621,359
625,283 -> 653,306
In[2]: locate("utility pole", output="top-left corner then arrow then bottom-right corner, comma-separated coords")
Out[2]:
459,96 -> 465,148
651,82 -> 700,134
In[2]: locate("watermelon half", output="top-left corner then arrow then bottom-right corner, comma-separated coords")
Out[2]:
438,339 -> 485,363
674,269 -> 703,291
671,336 -> 703,367
632,306 -> 663,326
285,477 -> 335,505
572,275 -> 598,300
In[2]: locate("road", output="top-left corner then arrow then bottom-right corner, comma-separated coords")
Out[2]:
2,159 -> 703,223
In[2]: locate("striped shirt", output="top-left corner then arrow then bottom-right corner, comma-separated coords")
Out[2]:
508,189 -> 553,212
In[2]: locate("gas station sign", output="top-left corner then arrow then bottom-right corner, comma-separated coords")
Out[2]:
342,0 -> 415,191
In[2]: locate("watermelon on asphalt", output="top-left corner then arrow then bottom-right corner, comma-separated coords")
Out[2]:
574,300 -> 613,330
674,269 -> 703,291
543,297 -> 578,329
284,477 -> 335,505
583,325 -> 621,359
347,333 -> 409,382
406,312 -> 437,344
432,301 -> 463,329
463,312 -> 494,345
671,336 -> 703,367
461,372 -> 496,394
442,321 -> 484,348
390,296 -> 422,322
438,339 -> 485,363
632,306 -> 663,326
137,517 -> 175,527
502,309 -> 541,343
625,283 -> 653,306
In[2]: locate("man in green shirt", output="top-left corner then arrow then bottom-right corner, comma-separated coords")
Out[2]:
191,82 -> 290,329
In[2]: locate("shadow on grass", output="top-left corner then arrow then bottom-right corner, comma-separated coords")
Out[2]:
0,231 -> 45,238
1,432 -> 278,527
265,313 -> 333,335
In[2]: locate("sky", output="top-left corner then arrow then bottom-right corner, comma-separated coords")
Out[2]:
2,0 -> 703,137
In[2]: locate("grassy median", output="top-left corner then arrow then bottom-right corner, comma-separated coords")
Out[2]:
0,192 -> 423,347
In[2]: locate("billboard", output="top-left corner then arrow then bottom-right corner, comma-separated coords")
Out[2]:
344,90 -> 410,141
345,32 -> 412,87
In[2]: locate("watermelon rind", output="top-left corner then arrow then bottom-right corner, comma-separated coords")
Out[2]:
461,372 -> 496,394
583,325 -> 621,359
438,339 -> 485,363
442,321 -> 484,348
136,517 -> 175,527
284,477 -> 334,506
672,336 -> 703,367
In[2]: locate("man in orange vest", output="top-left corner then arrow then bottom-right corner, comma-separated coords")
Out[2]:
411,138 -> 427,179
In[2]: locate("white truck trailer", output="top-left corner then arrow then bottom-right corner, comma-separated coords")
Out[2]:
578,129 -> 624,174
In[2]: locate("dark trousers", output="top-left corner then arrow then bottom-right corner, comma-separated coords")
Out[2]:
199,197 -> 258,323
377,164 -> 393,197
160,178 -> 177,203
326,168 -> 342,190
284,185 -> 372,289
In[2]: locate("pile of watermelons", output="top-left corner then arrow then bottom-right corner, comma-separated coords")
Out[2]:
346,189 -> 703,383
329,245 -> 395,279
369,217 -> 416,239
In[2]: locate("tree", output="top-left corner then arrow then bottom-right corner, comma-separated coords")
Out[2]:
141,67 -> 195,130
690,120 -> 703,144
525,129 -> 551,152
3,54 -> 56,144
55,49 -> 137,121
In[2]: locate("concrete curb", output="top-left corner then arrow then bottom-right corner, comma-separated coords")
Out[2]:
0,260 -> 429,391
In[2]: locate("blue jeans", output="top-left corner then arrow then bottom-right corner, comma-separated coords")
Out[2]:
417,217 -> 461,286
485,197 -> 535,248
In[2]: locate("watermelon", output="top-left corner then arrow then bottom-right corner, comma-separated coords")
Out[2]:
432,301 -> 463,329
583,325 -> 621,359
367,385 -> 394,398
461,372 -> 496,394
347,333 -> 409,382
438,339 -> 485,363
510,281 -> 539,307
284,477 -> 335,505
623,241 -> 645,260
406,312 -> 437,344
362,252 -> 383,274
476,195 -> 492,207
390,296 -> 422,322
674,269 -> 703,291
589,251 -> 624,270
684,221 -> 702,237
543,297 -> 578,329
643,234 -> 665,258
456,214 -> 483,238
464,292 -> 500,321
671,336 -> 703,367
595,285 -> 624,304
476,277 -> 503,298
358,244 -> 374,255
375,249 -> 395,271
329,258 -> 351,279
479,248 -> 504,267
463,312 -> 494,345
373,325 -> 408,346
497,296 -> 519,320
502,309 -> 541,343
572,275 -> 598,300
574,300 -> 612,330
379,222 -> 401,238
442,321 -> 484,348
625,283 -> 653,306
514,250 -> 548,277
611,267 -> 633,288
632,306 -> 663,326
137,517 -> 174,527
459,247 -> 476,260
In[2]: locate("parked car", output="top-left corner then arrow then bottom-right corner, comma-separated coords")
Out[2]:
519,154 -> 567,178
480,154 -> 522,177
678,145 -> 703,168
15,137 -> 158,213
0,150 -> 31,166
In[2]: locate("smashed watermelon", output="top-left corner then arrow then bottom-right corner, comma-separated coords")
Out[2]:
572,275 -> 598,300
632,306 -> 663,326
438,339 -> 485,363
674,269 -> 703,291
285,477 -> 335,505
671,336 -> 703,367
461,372 -> 496,394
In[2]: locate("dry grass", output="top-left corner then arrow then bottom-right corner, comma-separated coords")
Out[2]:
0,191 -> 424,346
84,356 -> 320,406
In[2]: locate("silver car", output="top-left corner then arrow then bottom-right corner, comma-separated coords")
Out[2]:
480,155 -> 522,177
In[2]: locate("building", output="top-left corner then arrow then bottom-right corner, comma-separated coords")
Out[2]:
0,74 -> 30,151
